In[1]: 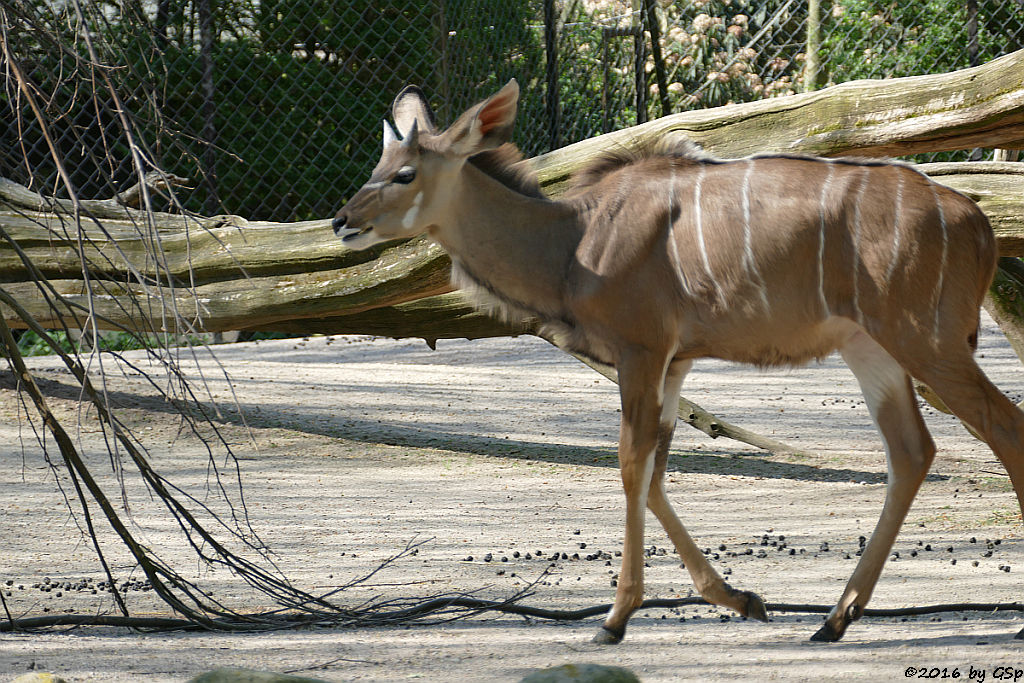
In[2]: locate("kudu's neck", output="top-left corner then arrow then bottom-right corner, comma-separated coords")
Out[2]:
427,162 -> 580,320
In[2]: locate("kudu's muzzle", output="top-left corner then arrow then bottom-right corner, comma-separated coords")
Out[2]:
332,207 -> 374,244
331,211 -> 348,235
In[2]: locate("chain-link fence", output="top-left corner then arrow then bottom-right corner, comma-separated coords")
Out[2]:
3,0 -> 1023,223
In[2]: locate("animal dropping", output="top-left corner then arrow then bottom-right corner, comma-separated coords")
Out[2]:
333,79 -> 1024,644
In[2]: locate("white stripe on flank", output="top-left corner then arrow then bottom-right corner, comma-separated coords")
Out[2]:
665,167 -> 692,297
742,159 -> 770,313
693,165 -> 723,305
850,168 -> 870,324
884,171 -> 905,289
817,162 -> 836,318
929,183 -> 948,340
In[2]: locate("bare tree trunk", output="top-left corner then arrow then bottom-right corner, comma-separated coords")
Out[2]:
644,0 -> 671,116
3,162 -> 1023,338
4,52 -> 1024,340
804,0 -> 822,92
544,0 -> 560,150
5,54 -> 1024,455
533,48 -> 1024,193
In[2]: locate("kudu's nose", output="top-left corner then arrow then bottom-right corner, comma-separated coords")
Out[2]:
331,213 -> 347,235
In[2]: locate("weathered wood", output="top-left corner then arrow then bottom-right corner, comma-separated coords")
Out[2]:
4,162 -> 1022,336
0,205 -> 360,284
4,163 -> 1022,294
3,55 -> 1023,457
918,163 -> 1024,256
531,49 -> 1024,195
243,291 -> 521,342
0,235 -> 453,332
0,175 -> 189,223
2,51 -> 1024,336
557,341 -> 800,455
986,257 -> 1024,363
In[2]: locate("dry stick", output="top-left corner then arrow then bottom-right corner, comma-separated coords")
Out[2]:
4,18 -> 252,473
2,286 -> 449,629
0,287 -> 341,627
2,140 -> 299,598
535,333 -> 800,454
0,312 -> 134,621
0,304 -> 218,625
5,597 -> 1024,632
0,220 -> 266,551
0,214 -> 319,612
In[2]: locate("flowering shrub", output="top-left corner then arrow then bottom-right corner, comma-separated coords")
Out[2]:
654,0 -> 807,110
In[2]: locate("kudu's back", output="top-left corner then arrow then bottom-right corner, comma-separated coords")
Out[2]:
564,148 -> 997,368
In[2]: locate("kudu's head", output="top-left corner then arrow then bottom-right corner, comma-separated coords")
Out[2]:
332,79 -> 521,250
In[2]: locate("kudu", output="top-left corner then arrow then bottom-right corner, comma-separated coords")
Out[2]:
332,79 -> 1024,644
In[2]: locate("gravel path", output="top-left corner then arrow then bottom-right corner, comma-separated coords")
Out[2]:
1,314 -> 1023,681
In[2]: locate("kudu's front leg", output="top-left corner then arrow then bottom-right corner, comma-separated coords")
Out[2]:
594,353 -> 665,644
646,361 -> 769,625
594,354 -> 768,644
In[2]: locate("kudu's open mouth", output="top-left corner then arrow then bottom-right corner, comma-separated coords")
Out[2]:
332,215 -> 371,242
340,226 -> 372,242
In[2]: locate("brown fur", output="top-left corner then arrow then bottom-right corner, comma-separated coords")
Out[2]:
569,138 -> 708,194
335,80 -> 1024,645
467,143 -> 544,199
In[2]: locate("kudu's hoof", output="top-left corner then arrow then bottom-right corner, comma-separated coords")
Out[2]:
810,603 -> 859,642
592,626 -> 625,645
740,590 -> 769,623
809,619 -> 848,643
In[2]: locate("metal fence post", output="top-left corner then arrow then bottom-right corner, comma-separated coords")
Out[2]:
967,0 -> 979,68
436,0 -> 451,126
633,2 -> 647,125
644,0 -> 671,117
198,0 -> 218,215
544,0 -> 560,151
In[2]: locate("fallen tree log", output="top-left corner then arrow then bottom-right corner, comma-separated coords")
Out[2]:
918,162 -> 1024,256
533,49 -> 1024,194
3,162 -> 1022,338
2,50 -> 1023,332
3,54 -> 1024,456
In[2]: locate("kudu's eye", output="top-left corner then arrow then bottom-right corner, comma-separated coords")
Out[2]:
393,166 -> 416,185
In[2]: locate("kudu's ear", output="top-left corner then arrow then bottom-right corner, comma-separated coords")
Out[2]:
440,78 -> 519,157
392,85 -> 436,139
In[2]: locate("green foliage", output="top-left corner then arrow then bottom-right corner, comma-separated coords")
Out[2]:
13,329 -> 215,357
3,1 -> 544,222
153,0 -> 546,220
6,0 -> 1022,224
820,0 -> 1023,160
822,0 -> 1024,82
15,330 -> 77,357
141,2 -> 441,221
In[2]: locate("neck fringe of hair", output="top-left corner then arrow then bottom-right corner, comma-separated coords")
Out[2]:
468,143 -> 545,199
569,138 -> 709,193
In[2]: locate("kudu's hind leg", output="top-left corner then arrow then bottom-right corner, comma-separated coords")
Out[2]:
902,348 -> 1024,639
908,354 -> 1024,516
646,360 -> 769,624
812,331 -> 936,642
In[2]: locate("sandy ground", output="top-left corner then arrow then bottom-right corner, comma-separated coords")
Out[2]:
1,313 -> 1024,681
